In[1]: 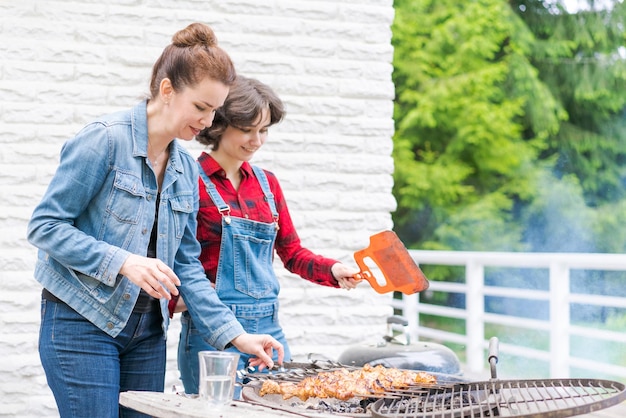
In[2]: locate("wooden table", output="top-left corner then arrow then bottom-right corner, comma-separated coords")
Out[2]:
120,391 -> 626,418
119,391 -> 337,418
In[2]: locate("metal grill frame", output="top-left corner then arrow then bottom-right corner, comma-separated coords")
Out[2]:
369,378 -> 626,418
242,364 -> 626,418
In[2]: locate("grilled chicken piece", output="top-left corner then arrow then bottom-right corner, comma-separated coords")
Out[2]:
259,364 -> 437,401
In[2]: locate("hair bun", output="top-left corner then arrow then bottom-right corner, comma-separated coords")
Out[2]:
172,22 -> 218,48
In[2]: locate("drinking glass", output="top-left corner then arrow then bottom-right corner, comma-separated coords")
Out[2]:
198,351 -> 240,411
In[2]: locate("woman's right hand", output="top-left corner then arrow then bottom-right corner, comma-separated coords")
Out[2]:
120,254 -> 181,300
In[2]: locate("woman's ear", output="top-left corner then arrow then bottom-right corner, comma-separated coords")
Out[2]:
159,78 -> 174,103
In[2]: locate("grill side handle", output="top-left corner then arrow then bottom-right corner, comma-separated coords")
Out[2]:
488,336 -> 499,379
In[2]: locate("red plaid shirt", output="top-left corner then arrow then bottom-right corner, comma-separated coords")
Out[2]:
195,152 -> 339,288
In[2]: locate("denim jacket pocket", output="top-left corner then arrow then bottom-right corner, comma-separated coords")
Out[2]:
74,271 -> 115,303
108,171 -> 145,224
170,194 -> 194,239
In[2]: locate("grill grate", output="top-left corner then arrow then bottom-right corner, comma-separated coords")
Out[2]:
370,378 -> 626,418
241,360 -> 626,418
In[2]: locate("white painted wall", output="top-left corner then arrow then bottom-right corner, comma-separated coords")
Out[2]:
0,1 -> 396,416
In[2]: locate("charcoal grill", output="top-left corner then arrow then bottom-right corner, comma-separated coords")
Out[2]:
240,339 -> 626,418
338,316 -> 462,375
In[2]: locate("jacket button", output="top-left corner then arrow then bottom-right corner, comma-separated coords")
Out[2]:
123,293 -> 131,300
142,228 -> 148,234
147,195 -> 152,201
107,322 -> 114,329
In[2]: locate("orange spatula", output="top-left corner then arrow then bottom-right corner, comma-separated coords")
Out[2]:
353,230 -> 429,295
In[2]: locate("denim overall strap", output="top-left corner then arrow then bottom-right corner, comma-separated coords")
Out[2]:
251,165 -> 278,223
196,162 -> 280,304
197,162 -> 231,221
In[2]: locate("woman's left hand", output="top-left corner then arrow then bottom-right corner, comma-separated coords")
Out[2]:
331,263 -> 361,290
231,333 -> 284,371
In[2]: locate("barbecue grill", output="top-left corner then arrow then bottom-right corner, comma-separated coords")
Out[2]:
369,377 -> 626,417
241,338 -> 626,418
338,316 -> 462,376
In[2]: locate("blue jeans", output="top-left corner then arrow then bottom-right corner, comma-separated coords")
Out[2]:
177,307 -> 291,398
39,298 -> 166,418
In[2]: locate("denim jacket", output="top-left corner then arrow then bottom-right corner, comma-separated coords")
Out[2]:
27,101 -> 244,349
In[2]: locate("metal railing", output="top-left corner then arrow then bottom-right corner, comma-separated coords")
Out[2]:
391,250 -> 626,381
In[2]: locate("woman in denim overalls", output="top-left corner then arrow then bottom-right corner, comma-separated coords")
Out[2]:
172,76 -> 361,397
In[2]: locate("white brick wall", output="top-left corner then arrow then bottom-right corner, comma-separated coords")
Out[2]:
0,1 -> 396,416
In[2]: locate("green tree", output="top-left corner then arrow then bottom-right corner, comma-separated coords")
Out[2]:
392,0 -> 626,254
512,0 -> 626,252
392,0 -> 560,251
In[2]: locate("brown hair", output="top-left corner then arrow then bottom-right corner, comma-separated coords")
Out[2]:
196,75 -> 285,149
149,23 -> 236,98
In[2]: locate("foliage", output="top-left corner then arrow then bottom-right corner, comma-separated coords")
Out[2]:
514,0 -> 626,207
391,0 -> 626,254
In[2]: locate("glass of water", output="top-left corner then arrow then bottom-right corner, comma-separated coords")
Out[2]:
198,351 -> 240,411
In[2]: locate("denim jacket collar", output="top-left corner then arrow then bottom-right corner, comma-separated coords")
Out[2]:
130,100 -> 186,176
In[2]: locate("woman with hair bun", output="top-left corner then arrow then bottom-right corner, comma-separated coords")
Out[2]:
27,23 -> 283,418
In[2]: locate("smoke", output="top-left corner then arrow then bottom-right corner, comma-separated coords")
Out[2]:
485,171 -> 626,381
522,172 -> 595,253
